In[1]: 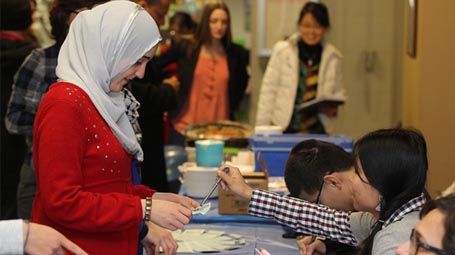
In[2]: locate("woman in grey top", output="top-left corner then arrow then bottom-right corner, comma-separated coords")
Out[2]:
218,128 -> 429,255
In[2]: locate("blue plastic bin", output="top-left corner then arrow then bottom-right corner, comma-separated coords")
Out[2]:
249,134 -> 353,176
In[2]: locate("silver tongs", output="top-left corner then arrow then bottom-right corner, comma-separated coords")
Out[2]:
200,167 -> 230,206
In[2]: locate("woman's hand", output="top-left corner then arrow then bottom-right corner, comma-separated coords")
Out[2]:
149,200 -> 192,230
152,192 -> 199,210
217,165 -> 253,200
24,222 -> 88,255
297,236 -> 326,255
142,221 -> 177,255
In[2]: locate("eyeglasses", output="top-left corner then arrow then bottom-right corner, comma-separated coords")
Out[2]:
409,228 -> 446,255
315,171 -> 334,205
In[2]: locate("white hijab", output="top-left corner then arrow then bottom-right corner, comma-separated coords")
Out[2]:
56,1 -> 161,161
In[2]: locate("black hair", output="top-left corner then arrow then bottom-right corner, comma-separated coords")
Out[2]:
297,2 -> 330,29
169,11 -> 196,34
354,128 -> 428,255
420,194 -> 455,255
284,139 -> 353,198
50,0 -> 108,45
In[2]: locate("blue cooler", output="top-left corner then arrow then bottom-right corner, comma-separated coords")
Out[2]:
249,134 -> 353,176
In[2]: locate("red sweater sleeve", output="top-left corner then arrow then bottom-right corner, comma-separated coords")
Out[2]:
33,93 -> 143,233
134,184 -> 156,198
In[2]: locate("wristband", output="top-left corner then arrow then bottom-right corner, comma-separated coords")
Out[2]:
139,221 -> 149,240
144,197 -> 152,221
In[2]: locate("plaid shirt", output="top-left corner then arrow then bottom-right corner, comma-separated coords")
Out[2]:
249,190 -> 358,246
5,45 -> 59,165
249,190 -> 427,247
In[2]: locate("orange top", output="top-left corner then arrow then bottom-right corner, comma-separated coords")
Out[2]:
173,53 -> 229,133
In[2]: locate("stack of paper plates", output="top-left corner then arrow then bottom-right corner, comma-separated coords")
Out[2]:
170,229 -> 245,253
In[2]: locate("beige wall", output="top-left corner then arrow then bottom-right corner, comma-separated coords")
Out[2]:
402,0 -> 455,196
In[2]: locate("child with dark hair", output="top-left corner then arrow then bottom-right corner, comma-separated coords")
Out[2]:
218,128 -> 429,255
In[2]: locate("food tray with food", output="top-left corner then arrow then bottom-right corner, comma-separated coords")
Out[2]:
184,121 -> 253,148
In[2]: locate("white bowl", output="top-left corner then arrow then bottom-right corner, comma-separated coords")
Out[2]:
179,162 -> 219,198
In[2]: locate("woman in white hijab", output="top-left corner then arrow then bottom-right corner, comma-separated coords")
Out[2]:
31,1 -> 199,255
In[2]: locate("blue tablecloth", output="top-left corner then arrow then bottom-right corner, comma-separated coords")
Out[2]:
179,223 -> 298,255
176,198 -> 298,255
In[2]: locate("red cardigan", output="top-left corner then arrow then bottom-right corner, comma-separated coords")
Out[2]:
32,82 -> 155,255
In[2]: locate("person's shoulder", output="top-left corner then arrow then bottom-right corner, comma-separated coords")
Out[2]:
28,47 -> 46,58
372,211 -> 420,254
43,43 -> 60,57
227,43 -> 249,56
17,47 -> 45,72
229,43 -> 246,51
384,210 -> 420,231
323,42 -> 343,58
39,83 -> 93,117
174,37 -> 196,51
45,82 -> 88,102
24,43 -> 58,65
350,211 -> 376,227
272,33 -> 299,54
349,212 -> 376,242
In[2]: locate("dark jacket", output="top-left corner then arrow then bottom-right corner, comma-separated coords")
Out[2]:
156,40 -> 250,119
1,33 -> 36,218
129,59 -> 176,192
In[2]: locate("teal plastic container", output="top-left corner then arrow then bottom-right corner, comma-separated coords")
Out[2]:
195,140 -> 225,167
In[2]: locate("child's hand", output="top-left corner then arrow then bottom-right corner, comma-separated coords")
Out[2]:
217,165 -> 253,200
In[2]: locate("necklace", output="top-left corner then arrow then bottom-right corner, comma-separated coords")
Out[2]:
298,40 -> 322,67
308,58 -> 314,67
